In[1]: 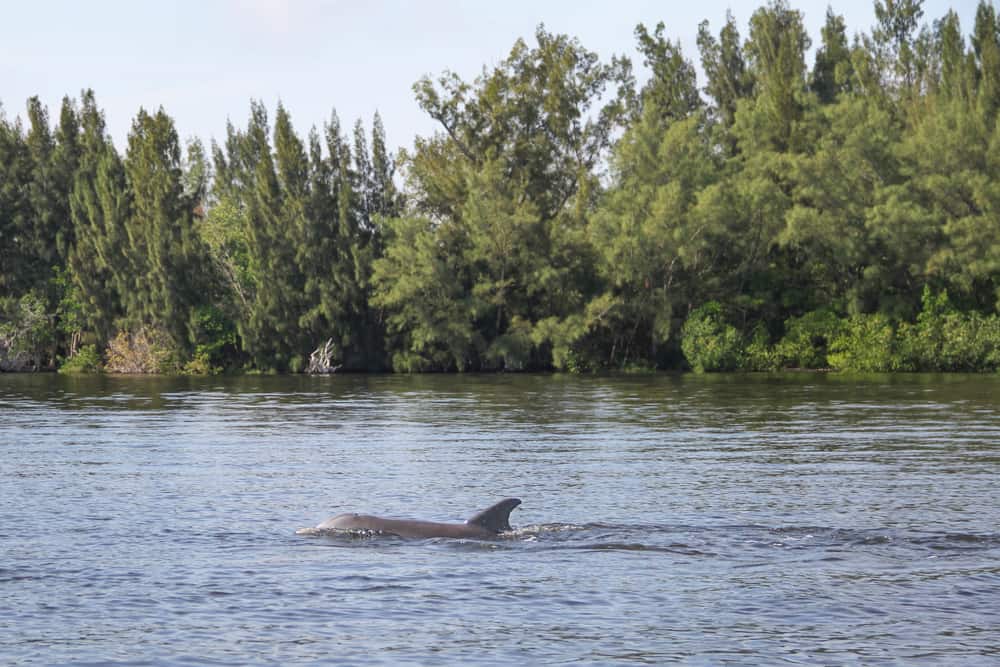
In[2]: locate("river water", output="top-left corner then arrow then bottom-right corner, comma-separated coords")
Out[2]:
2,373 -> 998,665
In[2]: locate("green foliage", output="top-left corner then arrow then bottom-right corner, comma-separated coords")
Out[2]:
697,10 -> 753,134
897,287 -> 1000,371
50,266 -> 84,349
3,4 -> 1000,374
827,313 -> 905,372
122,107 -> 209,349
743,324 -> 779,371
485,317 -> 534,371
681,302 -> 743,372
743,1 -> 811,151
210,102 -> 381,372
0,107 -> 34,296
812,8 -> 854,102
635,22 -> 701,122
58,345 -> 102,374
871,0 -> 925,91
183,305 -> 238,374
825,288 -> 1000,374
67,90 -> 129,344
373,215 -> 480,372
530,314 -> 590,372
775,310 -> 844,369
0,292 -> 55,371
376,26 -> 633,372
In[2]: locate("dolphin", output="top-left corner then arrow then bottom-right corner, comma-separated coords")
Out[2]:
301,498 -> 522,539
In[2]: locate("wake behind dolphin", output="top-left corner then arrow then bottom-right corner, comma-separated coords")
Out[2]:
298,498 -> 522,539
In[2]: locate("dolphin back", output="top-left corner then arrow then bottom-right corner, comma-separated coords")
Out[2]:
465,498 -> 521,533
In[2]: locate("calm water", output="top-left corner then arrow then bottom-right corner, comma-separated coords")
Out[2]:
2,373 -> 999,665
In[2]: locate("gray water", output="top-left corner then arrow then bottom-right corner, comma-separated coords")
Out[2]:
2,373 -> 999,665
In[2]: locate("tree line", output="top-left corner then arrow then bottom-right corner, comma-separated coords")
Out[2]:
2,0 -> 999,374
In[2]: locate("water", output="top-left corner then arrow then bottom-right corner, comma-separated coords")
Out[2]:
2,373 -> 999,665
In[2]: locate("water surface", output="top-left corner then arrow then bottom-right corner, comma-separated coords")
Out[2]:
2,373 -> 999,664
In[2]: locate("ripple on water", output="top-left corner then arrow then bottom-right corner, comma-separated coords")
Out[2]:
2,373 -> 999,665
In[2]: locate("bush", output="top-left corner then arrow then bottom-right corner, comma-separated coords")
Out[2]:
189,305 -> 239,372
390,351 -> 434,373
743,324 -> 778,371
681,302 -> 743,372
828,313 -> 906,372
485,317 -> 534,371
104,327 -> 179,374
182,349 -> 221,375
531,314 -> 589,372
775,309 -> 844,369
899,288 -> 1000,371
0,292 -> 55,371
58,345 -> 103,374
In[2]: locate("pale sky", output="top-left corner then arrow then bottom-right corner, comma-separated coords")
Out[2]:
0,1 -> 983,153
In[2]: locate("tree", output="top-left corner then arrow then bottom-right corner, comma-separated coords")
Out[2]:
121,107 -> 208,349
780,95 -> 903,313
370,111 -> 401,220
972,1 -> 1000,121
0,107 -> 32,296
741,0 -> 812,152
411,25 -> 633,222
67,90 -> 129,344
872,0 -> 926,93
375,26 -> 633,370
585,31 -> 712,368
905,88 -> 1000,311
208,102 -> 379,371
634,22 -> 701,123
52,97 -> 82,261
697,10 -> 753,145
24,97 -> 60,285
372,214 -> 480,371
589,113 -> 719,368
812,8 -> 854,103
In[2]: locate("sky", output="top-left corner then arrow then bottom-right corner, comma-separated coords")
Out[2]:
0,0 -> 983,153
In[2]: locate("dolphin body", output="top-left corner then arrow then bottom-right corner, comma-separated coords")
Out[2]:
306,498 -> 522,539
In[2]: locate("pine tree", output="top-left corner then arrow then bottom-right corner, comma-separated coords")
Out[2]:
370,112 -> 400,220
0,107 -> 32,296
743,0 -> 812,151
812,8 -> 853,103
239,101 -> 286,368
67,90 -> 129,343
972,1 -> 1000,121
121,107 -> 207,349
24,97 -> 60,284
52,97 -> 82,261
697,11 -> 753,133
634,22 -> 701,123
872,0 -> 926,93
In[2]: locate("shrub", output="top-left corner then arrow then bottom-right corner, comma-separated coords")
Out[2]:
391,351 -> 434,373
531,314 -> 589,372
182,349 -> 221,375
485,317 -> 534,371
104,327 -> 179,374
743,324 -> 778,371
0,293 -> 55,371
775,309 -> 844,369
899,288 -> 1000,371
828,313 -> 906,372
189,305 -> 238,372
58,345 -> 103,374
681,302 -> 743,372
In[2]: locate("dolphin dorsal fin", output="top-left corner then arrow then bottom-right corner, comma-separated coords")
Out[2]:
466,498 -> 522,533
